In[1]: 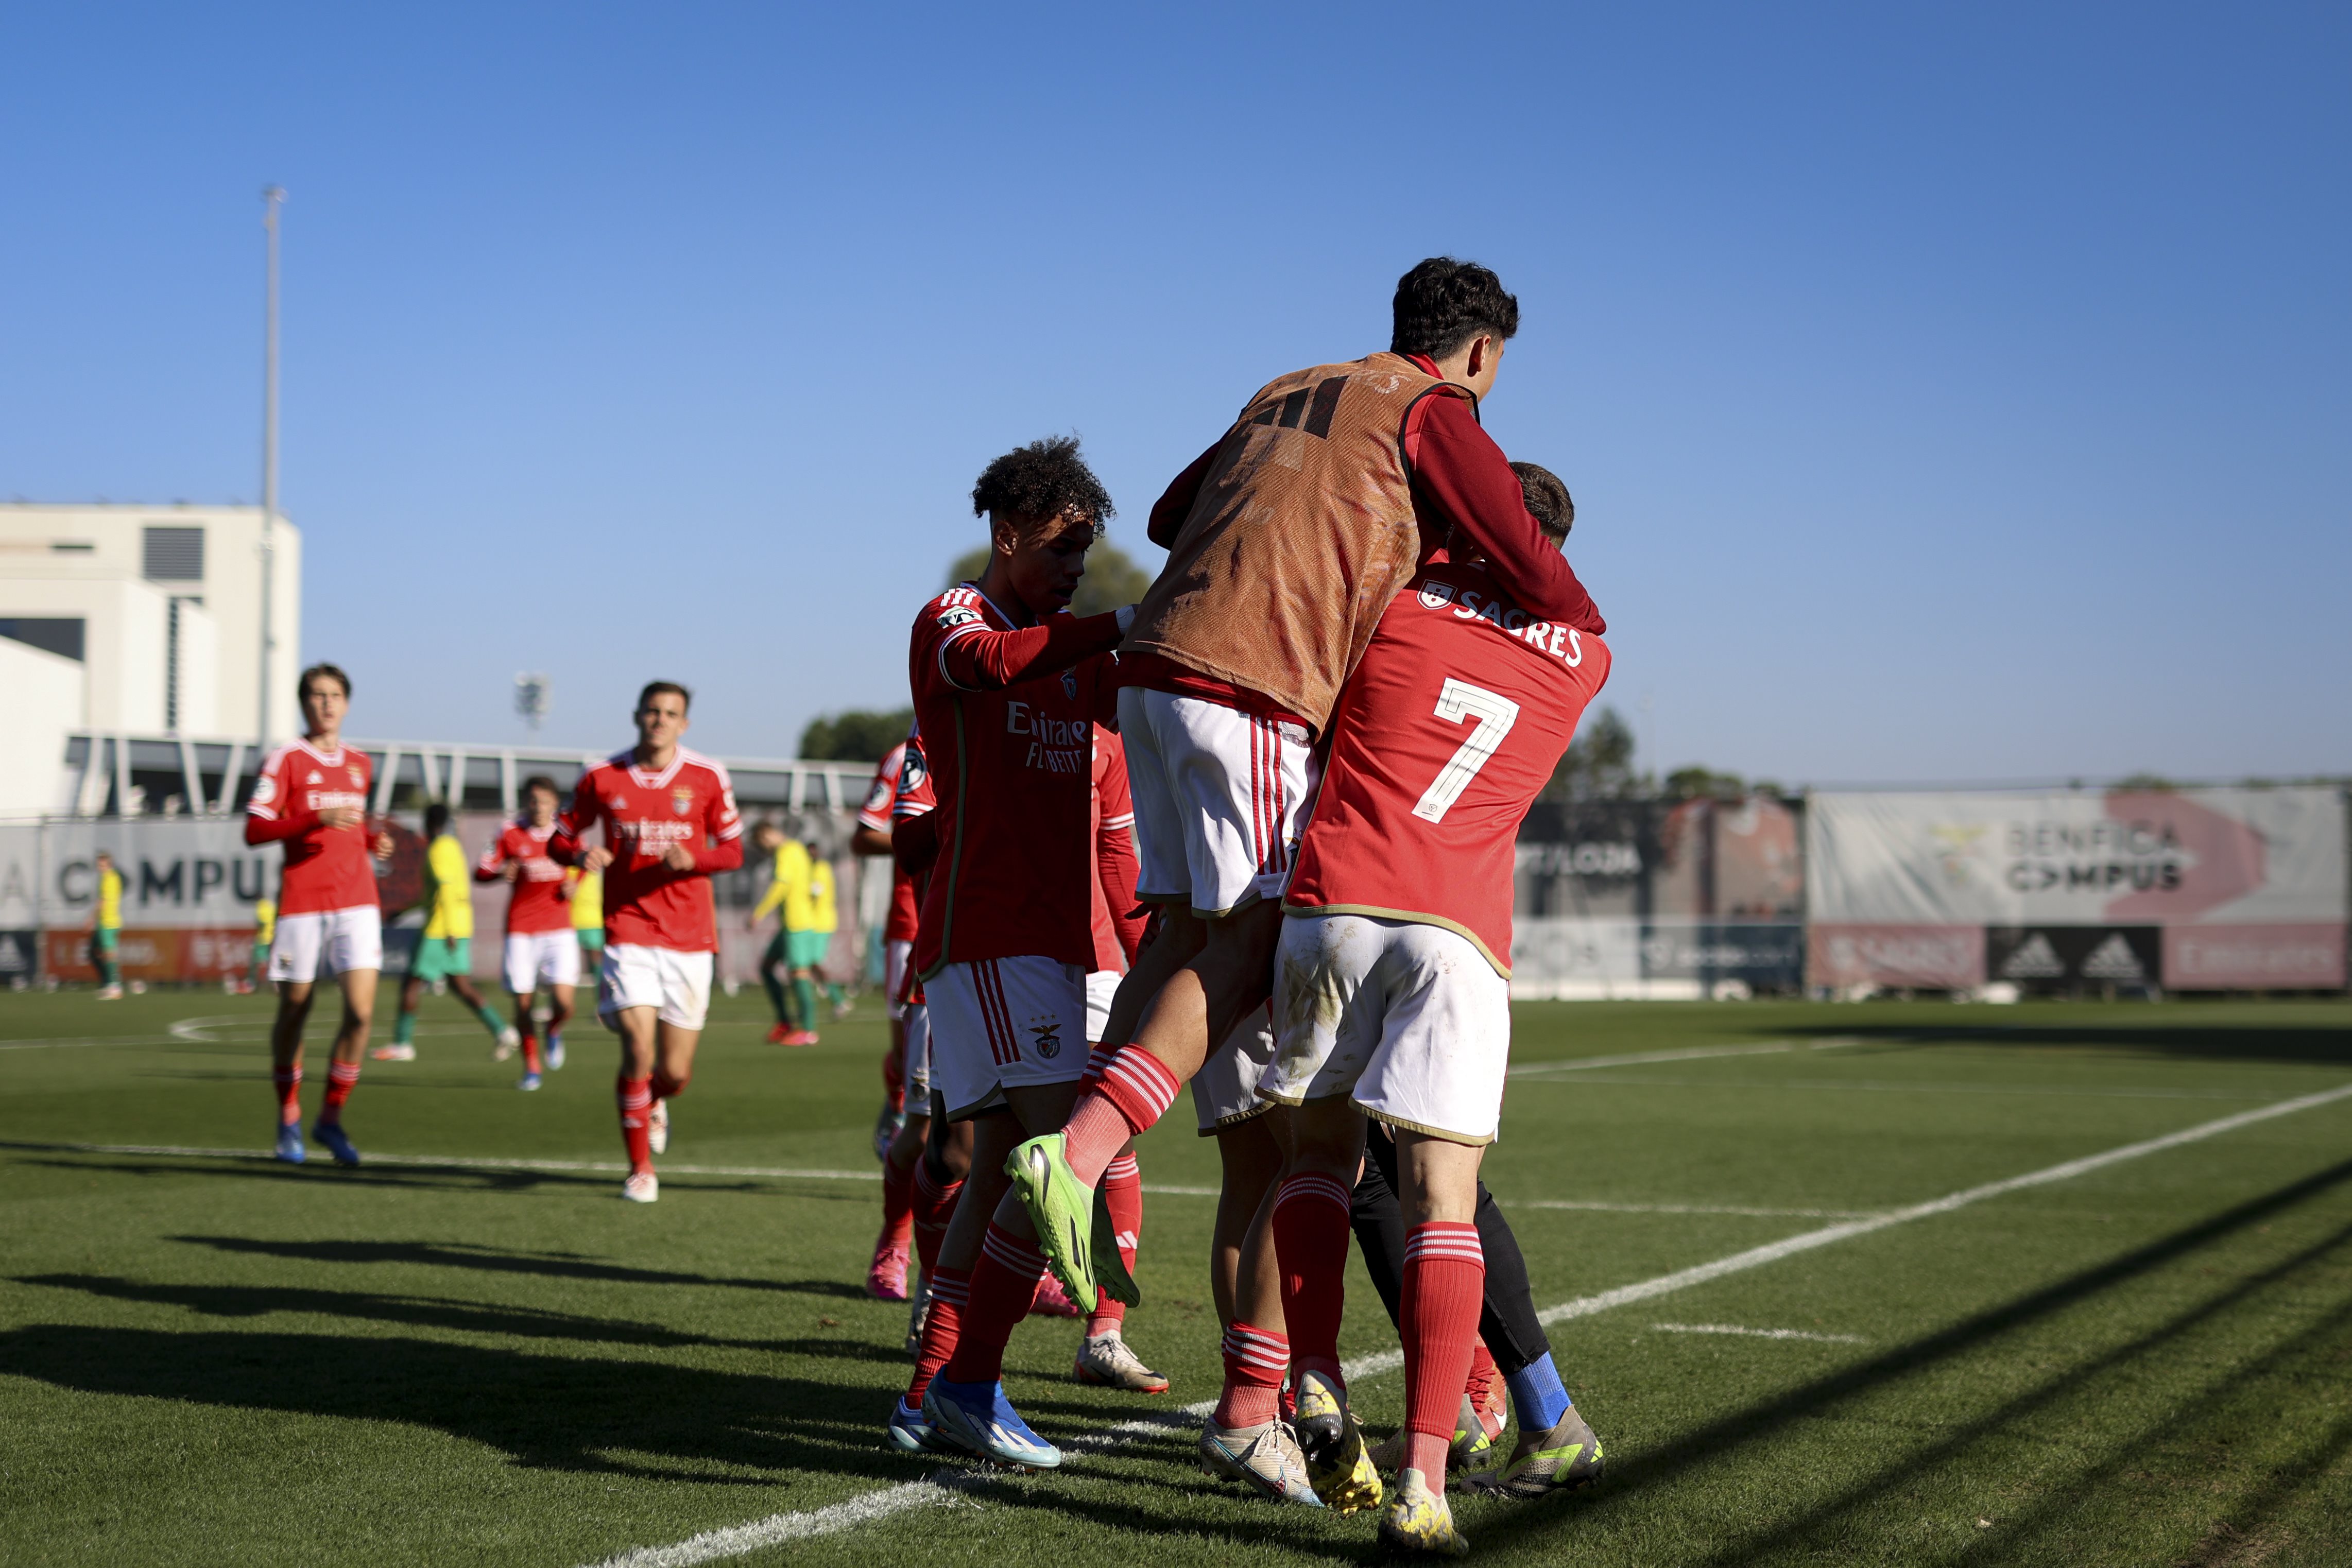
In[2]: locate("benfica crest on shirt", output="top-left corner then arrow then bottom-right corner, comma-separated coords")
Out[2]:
1060,669 -> 1078,700
671,786 -> 695,816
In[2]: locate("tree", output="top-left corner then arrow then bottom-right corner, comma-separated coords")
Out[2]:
799,707 -> 914,762
943,538 -> 1152,618
1664,766 -> 1747,801
1544,704 -> 1641,801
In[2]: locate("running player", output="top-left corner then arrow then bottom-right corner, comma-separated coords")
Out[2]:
244,663 -> 393,1166
856,729 -> 924,1300
569,861 -> 604,980
379,802 -> 518,1062
246,883 -> 276,996
751,823 -> 814,1045
882,435 -> 1132,1468
89,850 -> 123,1000
1257,463 -> 1611,1550
550,682 -> 744,1202
1005,259 -> 1605,1335
475,774 -> 578,1089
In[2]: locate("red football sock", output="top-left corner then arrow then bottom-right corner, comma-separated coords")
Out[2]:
615,1074 -> 654,1175
649,1067 -> 686,1101
1272,1171 -> 1354,1387
520,1028 -> 543,1075
1214,1320 -> 1289,1429
1065,1046 -> 1179,1185
910,1160 -> 964,1277
272,1066 -> 302,1127
318,1060 -> 361,1124
1086,1151 -> 1143,1335
943,1221 -> 1045,1384
1402,1221 -> 1485,1479
878,1152 -> 916,1251
907,1264 -> 971,1404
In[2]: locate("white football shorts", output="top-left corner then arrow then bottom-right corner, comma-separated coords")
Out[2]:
903,1002 -> 932,1101
1085,968 -> 1122,1044
1118,685 -> 1316,919
503,929 -> 581,994
1260,912 -> 1512,1146
1191,1002 -> 1279,1135
925,955 -> 1088,1119
885,938 -> 914,1021
268,905 -> 384,984
597,943 -> 713,1031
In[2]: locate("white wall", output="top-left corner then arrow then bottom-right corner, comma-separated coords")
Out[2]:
173,597 -> 220,734
0,638 -> 86,817
0,505 -> 302,739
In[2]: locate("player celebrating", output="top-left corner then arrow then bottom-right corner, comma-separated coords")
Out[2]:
89,850 -> 123,1000
244,663 -> 393,1166
475,774 -> 579,1089
881,436 -> 1131,1469
1006,259 -> 1605,1336
379,803 -> 518,1062
1256,463 -> 1610,1549
550,682 -> 744,1202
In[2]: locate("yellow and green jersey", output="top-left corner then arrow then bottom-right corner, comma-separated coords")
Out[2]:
752,841 -> 836,932
422,833 -> 475,940
569,868 -> 603,931
255,896 -> 277,946
96,867 -> 122,929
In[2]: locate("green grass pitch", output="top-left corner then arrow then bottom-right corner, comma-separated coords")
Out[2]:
4,987 -> 2350,1566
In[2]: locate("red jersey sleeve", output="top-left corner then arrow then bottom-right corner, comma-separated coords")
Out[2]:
1405,392 -> 1605,634
242,750 -> 301,843
915,590 -> 1126,696
691,763 -> 745,873
548,770 -> 600,866
1093,733 -> 1145,962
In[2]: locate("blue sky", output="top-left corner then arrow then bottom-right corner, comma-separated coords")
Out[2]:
3,4 -> 2345,783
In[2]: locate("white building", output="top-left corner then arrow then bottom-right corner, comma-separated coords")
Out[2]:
0,504 -> 300,814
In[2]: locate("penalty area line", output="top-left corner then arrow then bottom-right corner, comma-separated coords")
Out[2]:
576,1078 -> 2352,1566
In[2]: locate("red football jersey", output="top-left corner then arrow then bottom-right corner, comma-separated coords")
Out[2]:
549,747 -> 745,952
1284,562 -> 1612,975
476,820 -> 572,935
1090,726 -> 1142,973
859,738 -> 923,944
908,583 -> 1123,975
243,738 -> 379,916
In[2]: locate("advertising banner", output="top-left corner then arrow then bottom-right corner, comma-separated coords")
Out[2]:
1807,924 -> 1985,990
1808,787 -> 2346,990
1509,917 -> 1805,998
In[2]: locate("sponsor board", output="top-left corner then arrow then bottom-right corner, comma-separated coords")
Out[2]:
2162,924 -> 2346,989
1985,925 -> 2163,990
1511,917 -> 1804,997
42,927 -> 262,983
1807,923 -> 1986,990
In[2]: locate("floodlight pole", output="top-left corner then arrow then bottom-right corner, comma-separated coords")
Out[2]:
256,185 -> 285,754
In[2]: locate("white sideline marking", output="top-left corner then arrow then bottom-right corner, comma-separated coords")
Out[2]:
0,1139 -> 1213,1197
1652,1321 -> 1865,1343
1529,1073 -> 2288,1103
1516,1199 -> 1886,1219
582,1479 -> 968,1568
1527,1080 -> 2352,1330
1506,1039 -> 1813,1077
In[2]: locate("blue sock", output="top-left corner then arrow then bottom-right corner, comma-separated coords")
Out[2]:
1505,1352 -> 1572,1433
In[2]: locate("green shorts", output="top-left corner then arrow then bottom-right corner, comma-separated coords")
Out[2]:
576,928 -> 605,954
94,927 -> 119,955
786,928 -> 832,969
412,935 -> 472,982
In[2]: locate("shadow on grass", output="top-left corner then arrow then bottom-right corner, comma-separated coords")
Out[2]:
1791,1019 -> 2352,1070
0,1323 -> 919,1487
171,1236 -> 867,1297
0,1147 -> 795,1199
1463,1153 -> 2352,1563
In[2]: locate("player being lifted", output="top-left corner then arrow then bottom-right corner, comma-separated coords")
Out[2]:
1005,260 -> 1606,1468
550,682 -> 744,1202
475,774 -> 579,1089
1255,462 -> 1611,1552
244,663 -> 394,1166
377,802 -> 520,1062
881,436 -> 1134,1468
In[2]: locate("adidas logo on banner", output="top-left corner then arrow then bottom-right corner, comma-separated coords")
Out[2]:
2080,934 -> 2148,983
2000,934 -> 2066,979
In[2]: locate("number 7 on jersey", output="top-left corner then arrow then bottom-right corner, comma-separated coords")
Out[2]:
1412,678 -> 1521,822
